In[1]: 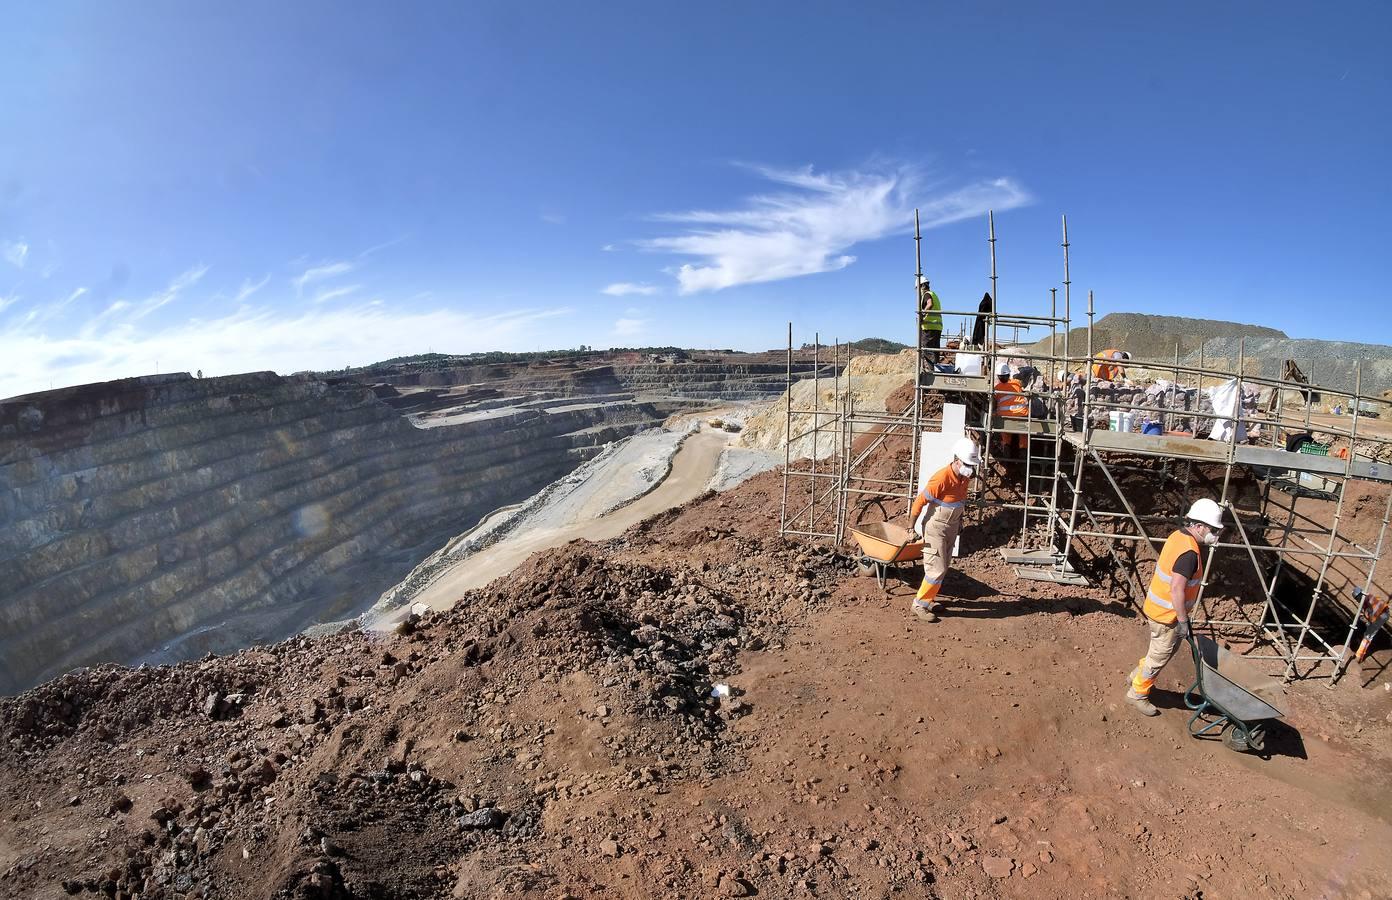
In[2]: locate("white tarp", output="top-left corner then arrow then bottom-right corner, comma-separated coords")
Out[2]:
1207,378 -> 1247,443
911,403 -> 967,528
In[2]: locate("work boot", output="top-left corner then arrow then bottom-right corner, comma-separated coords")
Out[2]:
1126,690 -> 1160,717
912,603 -> 938,623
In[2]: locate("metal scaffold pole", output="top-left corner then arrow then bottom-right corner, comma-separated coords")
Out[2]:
780,322 -> 791,535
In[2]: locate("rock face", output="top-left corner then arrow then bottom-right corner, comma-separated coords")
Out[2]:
0,372 -> 659,694
1186,336 -> 1392,397
370,359 -> 829,404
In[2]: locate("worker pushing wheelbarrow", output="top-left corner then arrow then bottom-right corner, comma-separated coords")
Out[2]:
849,438 -> 980,625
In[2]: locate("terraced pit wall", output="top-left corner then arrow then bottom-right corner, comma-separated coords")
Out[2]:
371,360 -> 829,403
0,372 -> 659,694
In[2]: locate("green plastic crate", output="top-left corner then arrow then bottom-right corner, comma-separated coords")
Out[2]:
1297,442 -> 1330,456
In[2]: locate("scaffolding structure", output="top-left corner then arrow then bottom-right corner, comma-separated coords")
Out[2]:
779,210 -> 1392,683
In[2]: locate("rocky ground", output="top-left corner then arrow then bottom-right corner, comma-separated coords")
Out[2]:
3,463 -> 1392,899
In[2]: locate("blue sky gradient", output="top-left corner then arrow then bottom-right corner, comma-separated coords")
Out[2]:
2,1 -> 1388,397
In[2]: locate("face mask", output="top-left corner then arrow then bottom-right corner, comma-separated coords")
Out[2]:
1200,527 -> 1219,546
957,462 -> 975,478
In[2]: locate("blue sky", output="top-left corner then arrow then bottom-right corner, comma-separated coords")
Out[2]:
2,1 -> 1389,398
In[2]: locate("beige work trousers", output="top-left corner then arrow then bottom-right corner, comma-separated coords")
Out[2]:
915,506 -> 961,604
1130,619 -> 1182,697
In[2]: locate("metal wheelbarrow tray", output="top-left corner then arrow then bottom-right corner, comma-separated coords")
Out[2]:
1183,633 -> 1285,753
848,522 -> 924,589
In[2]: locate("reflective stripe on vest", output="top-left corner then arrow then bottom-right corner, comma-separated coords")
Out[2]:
1144,531 -> 1203,622
918,488 -> 963,510
996,384 -> 1028,416
1145,564 -> 1202,609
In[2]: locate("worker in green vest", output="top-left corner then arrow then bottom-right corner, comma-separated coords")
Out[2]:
918,278 -> 942,364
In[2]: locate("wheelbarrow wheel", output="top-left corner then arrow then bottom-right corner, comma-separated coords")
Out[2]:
856,557 -> 876,577
1247,725 -> 1266,752
1222,726 -> 1250,753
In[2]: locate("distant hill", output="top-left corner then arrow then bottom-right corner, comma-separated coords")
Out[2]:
1020,313 -> 1391,396
1024,313 -> 1286,362
849,337 -> 910,354
1189,337 -> 1392,397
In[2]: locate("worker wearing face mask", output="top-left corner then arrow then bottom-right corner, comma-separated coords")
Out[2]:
908,437 -> 980,623
1126,498 -> 1225,717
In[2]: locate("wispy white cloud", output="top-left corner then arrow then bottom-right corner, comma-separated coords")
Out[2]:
2,239 -> 29,269
312,284 -> 361,304
233,274 -> 271,304
131,264 -> 209,319
360,235 -> 409,258
0,304 -> 571,400
601,244 -> 618,252
292,260 -> 354,295
0,293 -> 17,314
541,212 -> 566,226
638,163 -> 1030,294
602,282 -> 659,297
613,317 -> 646,337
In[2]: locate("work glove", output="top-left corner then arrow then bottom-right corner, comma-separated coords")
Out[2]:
1176,620 -> 1192,640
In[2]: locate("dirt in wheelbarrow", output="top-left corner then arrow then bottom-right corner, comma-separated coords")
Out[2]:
3,466 -> 1392,899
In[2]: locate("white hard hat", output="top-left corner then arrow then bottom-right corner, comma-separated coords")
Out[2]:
1185,498 -> 1224,529
952,437 -> 981,469
997,362 -> 1012,377
1115,350 -> 1131,361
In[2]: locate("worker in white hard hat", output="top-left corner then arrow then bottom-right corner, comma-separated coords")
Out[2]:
1126,497 -> 1225,716
908,437 -> 980,622
993,361 -> 1029,456
918,277 -> 943,365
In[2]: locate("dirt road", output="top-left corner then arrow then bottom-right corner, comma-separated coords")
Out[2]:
410,428 -> 731,609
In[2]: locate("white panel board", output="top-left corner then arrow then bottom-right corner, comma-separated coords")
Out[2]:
910,402 -> 968,518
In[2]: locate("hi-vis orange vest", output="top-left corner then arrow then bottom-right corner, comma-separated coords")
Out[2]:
994,378 -> 1028,417
1092,349 -> 1125,381
1144,531 -> 1203,624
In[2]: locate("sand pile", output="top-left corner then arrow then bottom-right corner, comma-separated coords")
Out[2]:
737,351 -> 915,458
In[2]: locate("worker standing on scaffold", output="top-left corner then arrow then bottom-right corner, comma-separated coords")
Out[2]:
918,278 -> 942,365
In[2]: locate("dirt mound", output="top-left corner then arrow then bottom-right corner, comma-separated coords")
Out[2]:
738,352 -> 915,458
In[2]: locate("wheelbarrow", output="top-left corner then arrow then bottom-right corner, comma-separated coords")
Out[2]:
1183,632 -> 1285,753
848,521 -> 924,590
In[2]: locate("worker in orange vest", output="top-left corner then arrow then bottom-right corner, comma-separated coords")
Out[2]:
993,362 -> 1029,455
1126,498 -> 1225,717
909,437 -> 980,623
1092,349 -> 1131,382
1352,588 -> 1389,663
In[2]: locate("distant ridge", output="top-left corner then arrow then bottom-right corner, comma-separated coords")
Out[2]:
1024,313 -> 1287,361
1021,313 -> 1392,396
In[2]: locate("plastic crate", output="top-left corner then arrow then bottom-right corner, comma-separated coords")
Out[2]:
1297,442 -> 1330,456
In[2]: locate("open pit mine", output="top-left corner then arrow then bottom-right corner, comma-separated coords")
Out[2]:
1,330 -> 1390,900
0,353 -> 816,695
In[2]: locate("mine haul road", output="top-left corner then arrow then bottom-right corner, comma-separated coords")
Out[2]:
409,427 -> 731,610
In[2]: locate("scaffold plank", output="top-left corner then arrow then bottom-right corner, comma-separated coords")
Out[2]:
1063,430 -> 1392,483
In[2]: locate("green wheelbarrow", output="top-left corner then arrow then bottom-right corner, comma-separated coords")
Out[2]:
1183,633 -> 1285,753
